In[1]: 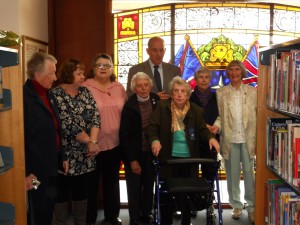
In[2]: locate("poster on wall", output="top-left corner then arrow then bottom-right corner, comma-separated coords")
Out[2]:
22,35 -> 48,82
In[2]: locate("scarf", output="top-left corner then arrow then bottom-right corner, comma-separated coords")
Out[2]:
171,100 -> 190,132
194,87 -> 213,108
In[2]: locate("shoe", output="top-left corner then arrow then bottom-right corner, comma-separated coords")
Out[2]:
129,219 -> 140,225
231,208 -> 242,219
248,211 -> 255,224
106,218 -> 122,225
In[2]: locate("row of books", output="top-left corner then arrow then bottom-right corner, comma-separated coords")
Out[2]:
266,50 -> 300,114
265,179 -> 300,225
266,118 -> 300,187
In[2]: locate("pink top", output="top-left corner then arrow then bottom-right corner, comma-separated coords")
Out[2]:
83,79 -> 127,151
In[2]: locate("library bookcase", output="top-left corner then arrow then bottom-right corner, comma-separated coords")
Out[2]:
256,38 -> 300,224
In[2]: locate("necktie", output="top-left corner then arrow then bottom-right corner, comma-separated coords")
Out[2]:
154,65 -> 162,92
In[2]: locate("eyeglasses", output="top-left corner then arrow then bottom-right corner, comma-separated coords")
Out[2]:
94,63 -> 111,69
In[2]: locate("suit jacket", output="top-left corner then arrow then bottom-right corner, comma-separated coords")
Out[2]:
24,79 -> 60,179
126,59 -> 181,96
214,83 -> 257,160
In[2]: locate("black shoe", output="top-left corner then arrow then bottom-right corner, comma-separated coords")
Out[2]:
129,219 -> 140,225
106,218 -> 122,225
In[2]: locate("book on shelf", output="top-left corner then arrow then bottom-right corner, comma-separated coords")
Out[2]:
267,54 -> 276,108
286,197 -> 300,225
287,123 -> 300,184
266,179 -> 299,225
267,118 -> 295,168
266,179 -> 283,225
267,118 -> 300,186
274,52 -> 282,110
280,51 -> 291,111
292,126 -> 300,187
291,50 -> 300,114
277,129 -> 287,176
278,188 -> 296,225
267,49 -> 300,114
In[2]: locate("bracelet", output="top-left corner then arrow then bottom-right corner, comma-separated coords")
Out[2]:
89,140 -> 98,144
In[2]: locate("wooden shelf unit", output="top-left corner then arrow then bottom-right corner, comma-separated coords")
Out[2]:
0,46 -> 26,225
255,38 -> 300,224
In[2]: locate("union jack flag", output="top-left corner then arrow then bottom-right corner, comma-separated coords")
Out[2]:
242,41 -> 259,87
173,37 -> 259,89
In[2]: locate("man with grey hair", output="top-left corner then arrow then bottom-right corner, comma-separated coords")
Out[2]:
127,36 -> 181,100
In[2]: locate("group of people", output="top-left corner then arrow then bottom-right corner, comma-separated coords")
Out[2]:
24,36 -> 256,225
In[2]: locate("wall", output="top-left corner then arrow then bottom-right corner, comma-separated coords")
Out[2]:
49,0 -> 113,73
0,0 -> 48,42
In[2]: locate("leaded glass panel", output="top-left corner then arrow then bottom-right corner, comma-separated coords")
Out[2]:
117,40 -> 138,65
142,10 -> 171,34
274,9 -> 296,32
114,3 -> 300,88
175,8 -> 187,30
210,7 -> 234,29
258,8 -> 270,30
234,8 -> 259,30
186,8 -> 211,29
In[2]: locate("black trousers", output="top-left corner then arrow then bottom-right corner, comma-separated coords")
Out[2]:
124,151 -> 154,221
27,175 -> 57,225
86,146 -> 121,223
56,172 -> 91,203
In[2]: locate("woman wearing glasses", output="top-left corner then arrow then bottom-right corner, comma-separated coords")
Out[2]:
83,53 -> 127,225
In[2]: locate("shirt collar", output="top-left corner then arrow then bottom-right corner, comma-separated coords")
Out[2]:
148,59 -> 162,68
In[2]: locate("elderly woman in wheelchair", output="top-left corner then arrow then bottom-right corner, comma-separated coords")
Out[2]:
147,76 -> 220,225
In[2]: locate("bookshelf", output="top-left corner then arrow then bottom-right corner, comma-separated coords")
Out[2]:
256,38 -> 300,224
0,46 -> 26,225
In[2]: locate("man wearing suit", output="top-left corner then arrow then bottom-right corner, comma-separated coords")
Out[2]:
127,36 -> 181,100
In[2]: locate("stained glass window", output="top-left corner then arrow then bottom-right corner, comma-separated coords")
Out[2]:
114,3 -> 300,89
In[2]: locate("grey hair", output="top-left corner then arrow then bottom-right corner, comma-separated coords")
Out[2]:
226,60 -> 247,79
168,76 -> 191,97
27,52 -> 57,79
130,72 -> 153,92
194,66 -> 212,80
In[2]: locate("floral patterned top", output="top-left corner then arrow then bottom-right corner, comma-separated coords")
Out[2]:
50,86 -> 101,176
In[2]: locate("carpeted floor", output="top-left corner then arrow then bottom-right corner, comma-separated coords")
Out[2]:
70,208 -> 254,225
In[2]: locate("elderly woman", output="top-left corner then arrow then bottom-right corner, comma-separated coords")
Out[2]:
190,67 -> 219,182
49,59 -> 100,225
120,72 -> 160,225
211,60 -> 256,224
147,76 -> 220,225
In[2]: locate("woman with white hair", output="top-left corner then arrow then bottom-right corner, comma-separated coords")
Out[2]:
147,76 -> 220,225
211,60 -> 256,224
120,72 -> 160,225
